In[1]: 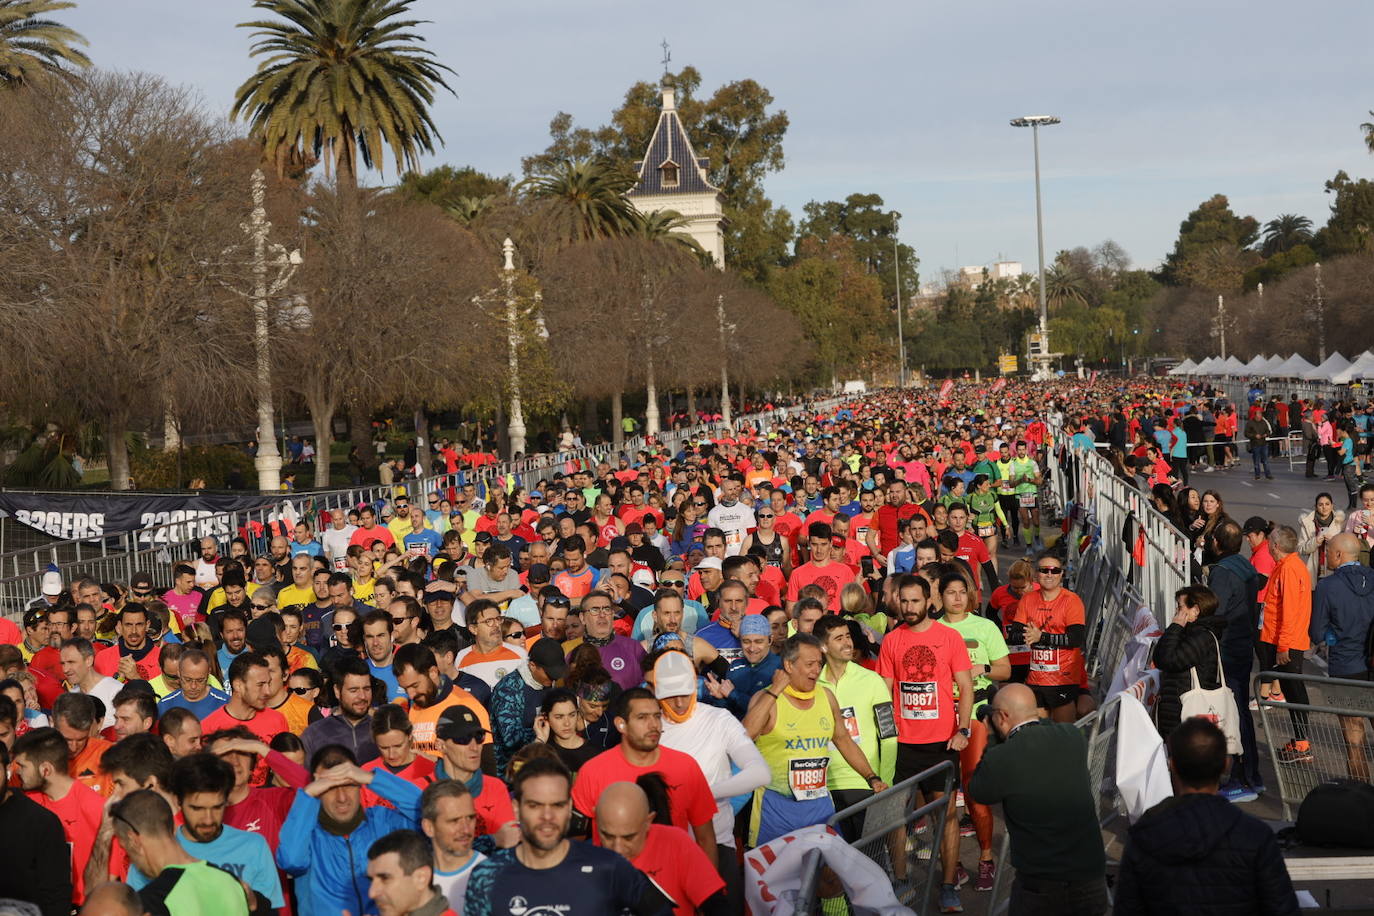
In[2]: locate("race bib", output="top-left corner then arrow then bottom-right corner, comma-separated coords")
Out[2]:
976,523 -> 996,538
788,757 -> 830,800
840,705 -> 860,743
1030,646 -> 1060,672
718,647 -> 744,663
899,681 -> 938,720
407,544 -> 429,558
1019,493 -> 1037,508
333,558 -> 349,572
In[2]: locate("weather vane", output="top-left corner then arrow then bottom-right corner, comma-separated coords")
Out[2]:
660,38 -> 671,81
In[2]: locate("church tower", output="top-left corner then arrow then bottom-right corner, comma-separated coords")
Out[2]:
627,86 -> 726,267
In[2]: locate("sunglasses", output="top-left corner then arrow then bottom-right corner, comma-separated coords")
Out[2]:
443,733 -> 483,745
693,501 -> 707,506
391,616 -> 410,625
132,588 -> 152,596
1037,567 -> 1064,575
290,686 -> 314,695
252,603 -> 273,610
756,513 -> 774,519
660,579 -> 685,587
332,623 -> 349,631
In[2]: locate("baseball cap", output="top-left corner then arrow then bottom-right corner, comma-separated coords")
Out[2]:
695,557 -> 723,571
527,563 -> 551,584
41,569 -> 63,597
423,586 -> 456,605
624,522 -> 644,535
528,638 -> 568,679
474,531 -> 493,544
23,608 -> 48,629
435,705 -> 487,743
1241,516 -> 1271,535
653,650 -> 697,700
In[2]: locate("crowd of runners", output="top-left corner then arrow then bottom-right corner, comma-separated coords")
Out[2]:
1,376 -> 1364,915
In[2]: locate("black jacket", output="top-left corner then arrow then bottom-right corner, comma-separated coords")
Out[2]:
1115,792 -> 1300,916
1208,553 -> 1262,666
0,787 -> 73,916
1152,613 -> 1226,739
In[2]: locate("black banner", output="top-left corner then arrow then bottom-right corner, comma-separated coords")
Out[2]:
0,492 -> 282,542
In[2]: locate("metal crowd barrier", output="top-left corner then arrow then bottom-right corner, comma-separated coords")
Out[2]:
1254,671 -> 1374,820
793,760 -> 957,914
0,397 -> 848,617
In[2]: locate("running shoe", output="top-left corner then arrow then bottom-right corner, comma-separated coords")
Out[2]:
959,813 -> 975,837
1270,691 -> 1286,703
938,884 -> 964,913
954,863 -> 970,888
1277,739 -> 1314,764
975,860 -> 997,892
1219,780 -> 1258,803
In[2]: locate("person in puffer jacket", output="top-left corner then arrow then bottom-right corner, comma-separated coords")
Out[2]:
1151,585 -> 1227,740
277,743 -> 422,916
1115,717 -> 1300,916
1310,532 -> 1374,780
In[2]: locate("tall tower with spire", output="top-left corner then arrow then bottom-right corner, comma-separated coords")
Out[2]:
626,84 -> 726,267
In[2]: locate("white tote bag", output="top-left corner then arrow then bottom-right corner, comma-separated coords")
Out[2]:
1178,631 -> 1242,755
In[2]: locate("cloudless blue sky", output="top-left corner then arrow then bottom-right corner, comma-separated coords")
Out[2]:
64,0 -> 1373,278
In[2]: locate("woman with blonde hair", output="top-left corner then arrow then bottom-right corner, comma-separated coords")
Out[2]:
184,620 -> 224,683
839,581 -> 886,639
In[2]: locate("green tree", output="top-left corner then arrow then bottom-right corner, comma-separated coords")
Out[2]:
768,235 -> 890,383
1244,243 -> 1318,289
520,157 -> 642,242
1162,194 -> 1259,284
1313,170 -> 1374,257
0,0 -> 89,88
232,0 -> 455,187
1260,213 -> 1314,256
396,164 -> 511,210
797,194 -> 919,304
1362,110 -> 1374,155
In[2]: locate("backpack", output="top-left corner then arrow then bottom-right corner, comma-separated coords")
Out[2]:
1296,780 -> 1374,848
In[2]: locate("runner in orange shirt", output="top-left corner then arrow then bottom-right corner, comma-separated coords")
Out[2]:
1006,553 -> 1086,723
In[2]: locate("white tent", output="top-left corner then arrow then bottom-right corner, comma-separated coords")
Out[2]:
1193,357 -> 1222,375
1259,354 -> 1286,374
1332,352 -> 1374,384
1303,351 -> 1352,381
1168,358 -> 1197,376
1242,354 -> 1269,374
1222,356 -> 1246,374
1267,354 -> 1318,378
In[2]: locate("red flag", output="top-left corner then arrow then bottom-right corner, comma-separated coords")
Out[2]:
938,379 -> 954,400
991,377 -> 1007,393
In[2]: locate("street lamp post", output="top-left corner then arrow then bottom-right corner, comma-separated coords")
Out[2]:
1010,115 -> 1060,381
717,294 -> 736,426
241,169 -> 300,493
476,238 -> 545,459
891,211 -> 906,387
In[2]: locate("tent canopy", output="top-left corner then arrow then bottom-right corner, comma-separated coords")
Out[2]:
1332,351 -> 1374,384
1267,354 -> 1317,378
1303,352 -> 1352,381
1222,356 -> 1246,374
1168,358 -> 1197,376
1242,354 -> 1268,373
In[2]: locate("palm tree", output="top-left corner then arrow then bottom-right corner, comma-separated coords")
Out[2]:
0,0 -> 90,88
231,0 -> 454,186
632,208 -> 708,260
1261,213 -> 1314,256
1362,111 -> 1374,155
1045,263 -> 1088,309
520,158 -> 642,242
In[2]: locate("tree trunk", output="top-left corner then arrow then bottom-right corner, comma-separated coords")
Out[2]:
611,389 -> 624,450
348,400 -> 373,461
309,401 -> 335,489
582,397 -> 597,444
686,386 -> 696,423
106,413 -> 130,491
413,406 -> 430,476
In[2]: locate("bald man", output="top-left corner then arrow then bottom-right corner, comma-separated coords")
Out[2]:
969,684 -> 1108,916
80,882 -> 148,916
594,782 -> 729,916
1312,531 -> 1374,780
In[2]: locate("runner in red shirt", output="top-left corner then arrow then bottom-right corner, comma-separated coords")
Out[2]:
572,689 -> 718,870
1006,553 -> 1086,723
594,782 -> 728,916
362,704 -> 438,808
201,654 -> 290,786
946,503 -> 998,601
13,727 -> 105,905
785,523 -> 859,612
876,574 -> 974,905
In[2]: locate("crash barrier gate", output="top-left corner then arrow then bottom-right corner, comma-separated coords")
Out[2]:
1254,671 -> 1374,821
1045,426 -> 1189,630
1201,377 -> 1347,407
987,702 -> 1123,912
0,397 -> 848,618
792,761 -> 957,915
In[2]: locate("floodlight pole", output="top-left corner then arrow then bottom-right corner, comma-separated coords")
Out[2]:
1011,115 -> 1060,380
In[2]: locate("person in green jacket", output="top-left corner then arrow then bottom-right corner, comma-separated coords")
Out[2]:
967,474 -> 1007,565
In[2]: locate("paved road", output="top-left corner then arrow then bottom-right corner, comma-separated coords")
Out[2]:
1181,447 -> 1354,528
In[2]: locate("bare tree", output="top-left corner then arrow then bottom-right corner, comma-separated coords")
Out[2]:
0,72 -> 256,488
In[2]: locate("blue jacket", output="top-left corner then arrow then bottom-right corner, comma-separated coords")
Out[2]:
276,769 -> 422,916
721,652 -> 781,718
1311,563 -> 1374,677
1208,553 -> 1261,666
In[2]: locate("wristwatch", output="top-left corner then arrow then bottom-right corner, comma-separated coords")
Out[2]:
957,727 -> 972,739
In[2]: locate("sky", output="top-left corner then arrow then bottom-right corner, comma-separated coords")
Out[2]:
62,0 -> 1374,280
